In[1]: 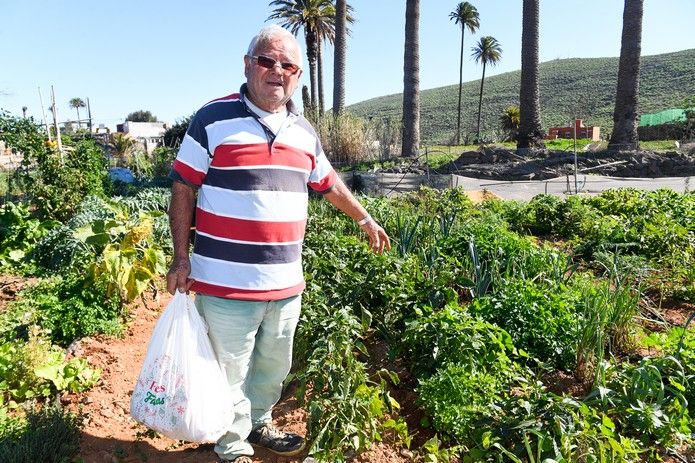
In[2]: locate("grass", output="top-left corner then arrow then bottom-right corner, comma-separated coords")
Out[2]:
349,49 -> 695,145
640,140 -> 679,150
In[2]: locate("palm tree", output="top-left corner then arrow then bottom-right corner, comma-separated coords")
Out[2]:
517,0 -> 545,152
449,2 -> 479,146
69,97 -> 86,129
401,0 -> 420,157
332,0 -> 348,115
471,36 -> 502,143
500,105 -> 520,141
109,133 -> 137,166
268,0 -> 339,115
609,0 -> 644,152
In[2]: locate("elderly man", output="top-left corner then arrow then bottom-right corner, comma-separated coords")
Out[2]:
166,24 -> 390,462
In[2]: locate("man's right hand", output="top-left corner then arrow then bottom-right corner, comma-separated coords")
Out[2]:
166,256 -> 194,294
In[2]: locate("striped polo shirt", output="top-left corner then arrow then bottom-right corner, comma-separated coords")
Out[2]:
171,85 -> 337,301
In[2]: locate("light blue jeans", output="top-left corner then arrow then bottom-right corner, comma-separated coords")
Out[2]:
195,294 -> 302,460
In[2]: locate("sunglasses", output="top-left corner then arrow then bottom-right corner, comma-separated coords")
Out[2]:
250,55 -> 301,75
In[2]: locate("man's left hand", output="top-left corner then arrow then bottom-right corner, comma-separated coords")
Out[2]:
361,220 -> 391,254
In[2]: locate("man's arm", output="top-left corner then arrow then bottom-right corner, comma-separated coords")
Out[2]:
166,181 -> 197,294
323,177 -> 391,254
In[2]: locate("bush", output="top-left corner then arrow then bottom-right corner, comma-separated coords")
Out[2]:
470,278 -> 580,370
418,364 -> 506,444
318,112 -> 370,165
7,274 -> 122,346
13,138 -> 110,221
402,303 -> 520,378
0,403 -> 81,463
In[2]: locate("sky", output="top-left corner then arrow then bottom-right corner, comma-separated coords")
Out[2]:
1,0 -> 694,130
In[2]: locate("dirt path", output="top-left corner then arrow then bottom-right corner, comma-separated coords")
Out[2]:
68,292 -> 406,463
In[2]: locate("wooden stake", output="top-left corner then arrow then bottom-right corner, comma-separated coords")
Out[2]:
38,87 -> 52,141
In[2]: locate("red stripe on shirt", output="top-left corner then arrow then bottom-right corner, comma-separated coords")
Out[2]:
196,208 -> 307,242
191,280 -> 305,301
212,143 -> 313,171
204,93 -> 240,107
309,169 -> 337,192
173,159 -> 206,186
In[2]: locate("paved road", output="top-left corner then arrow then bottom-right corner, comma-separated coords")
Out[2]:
341,172 -> 695,201
451,174 -> 695,201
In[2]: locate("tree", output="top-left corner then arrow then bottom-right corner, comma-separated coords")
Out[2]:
126,110 -> 157,122
268,0 -> 341,115
69,97 -> 86,129
609,0 -> 644,152
332,0 -> 348,115
21,106 -> 27,118
449,2 -> 479,146
500,105 -> 520,141
163,114 -> 195,148
471,36 -> 502,143
401,0 -> 420,157
517,0 -> 545,152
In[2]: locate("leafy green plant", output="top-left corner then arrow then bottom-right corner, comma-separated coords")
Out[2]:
591,356 -> 694,455
418,364 -> 506,444
0,202 -> 57,272
470,278 -> 580,369
401,303 -> 521,378
75,211 -> 167,302
0,333 -> 100,403
5,274 -> 122,346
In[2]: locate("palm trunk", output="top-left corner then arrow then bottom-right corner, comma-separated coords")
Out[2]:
609,0 -> 643,152
401,0 -> 420,157
76,108 -> 81,129
332,0 -> 347,115
305,28 -> 319,117
517,0 -> 544,152
455,28 -> 465,145
317,41 -> 324,115
476,62 -> 486,143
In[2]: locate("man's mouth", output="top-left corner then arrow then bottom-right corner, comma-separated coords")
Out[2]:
267,81 -> 283,87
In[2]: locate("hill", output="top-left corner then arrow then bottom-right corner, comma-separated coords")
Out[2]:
348,49 -> 695,145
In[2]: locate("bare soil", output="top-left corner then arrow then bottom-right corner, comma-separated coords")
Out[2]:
65,292 -> 407,463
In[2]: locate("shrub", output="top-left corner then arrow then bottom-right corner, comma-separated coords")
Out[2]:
418,364 -> 506,444
318,112 -> 370,165
401,303 -> 520,378
7,274 -> 122,346
470,278 -> 580,370
15,138 -> 110,221
0,403 -> 81,463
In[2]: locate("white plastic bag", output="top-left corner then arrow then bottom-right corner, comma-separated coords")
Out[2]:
130,291 -> 233,442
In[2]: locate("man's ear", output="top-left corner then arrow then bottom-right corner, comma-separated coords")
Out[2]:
243,55 -> 251,78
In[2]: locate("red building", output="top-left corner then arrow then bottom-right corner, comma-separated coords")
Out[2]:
546,119 -> 601,141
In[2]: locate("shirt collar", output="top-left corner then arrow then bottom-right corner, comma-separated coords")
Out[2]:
239,83 -> 299,116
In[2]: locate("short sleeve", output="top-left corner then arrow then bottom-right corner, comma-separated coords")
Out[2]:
171,113 -> 211,187
307,139 -> 337,193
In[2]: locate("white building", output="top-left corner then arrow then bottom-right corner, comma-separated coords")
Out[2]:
116,121 -> 167,154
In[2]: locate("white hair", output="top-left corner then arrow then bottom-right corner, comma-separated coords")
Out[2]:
247,24 -> 302,63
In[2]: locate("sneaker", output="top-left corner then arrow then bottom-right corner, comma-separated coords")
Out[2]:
218,457 -> 253,463
248,423 -> 306,456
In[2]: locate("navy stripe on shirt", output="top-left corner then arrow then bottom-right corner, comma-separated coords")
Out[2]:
193,233 -> 302,265
205,168 -> 308,193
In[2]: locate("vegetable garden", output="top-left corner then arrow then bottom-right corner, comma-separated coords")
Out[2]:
1,112 -> 694,462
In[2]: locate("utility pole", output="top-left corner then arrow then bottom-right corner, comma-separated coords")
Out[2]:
38,87 -> 53,141
573,117 -> 578,194
50,85 -> 63,161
